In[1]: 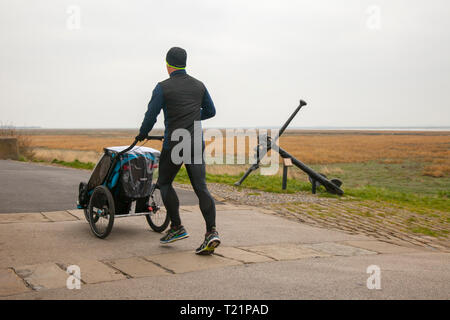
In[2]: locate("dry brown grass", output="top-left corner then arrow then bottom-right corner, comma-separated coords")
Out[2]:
317,165 -> 344,175
26,134 -> 163,152
205,164 -> 312,181
207,164 -> 249,176
21,129 -> 450,177
423,164 -> 450,178
278,134 -> 450,165
32,148 -> 101,163
278,134 -> 450,178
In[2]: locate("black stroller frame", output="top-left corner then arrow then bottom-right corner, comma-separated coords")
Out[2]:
77,135 -> 170,238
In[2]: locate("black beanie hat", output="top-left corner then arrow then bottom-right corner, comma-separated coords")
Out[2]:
166,47 -> 187,69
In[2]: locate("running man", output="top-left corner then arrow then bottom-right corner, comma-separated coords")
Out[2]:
136,47 -> 220,255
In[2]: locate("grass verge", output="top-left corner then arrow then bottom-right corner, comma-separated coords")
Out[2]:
174,167 -> 449,213
19,157 -> 96,170
50,159 -> 96,170
23,158 -> 449,213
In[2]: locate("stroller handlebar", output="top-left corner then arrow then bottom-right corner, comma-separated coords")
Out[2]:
146,135 -> 164,141
118,136 -> 164,155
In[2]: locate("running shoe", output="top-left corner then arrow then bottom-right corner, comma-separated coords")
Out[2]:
160,226 -> 189,244
195,228 -> 221,255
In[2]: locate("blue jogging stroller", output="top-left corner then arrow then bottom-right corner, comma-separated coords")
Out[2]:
77,136 -> 170,238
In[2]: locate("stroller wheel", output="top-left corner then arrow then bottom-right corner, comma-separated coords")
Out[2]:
84,208 -> 99,223
145,184 -> 170,233
88,186 -> 115,239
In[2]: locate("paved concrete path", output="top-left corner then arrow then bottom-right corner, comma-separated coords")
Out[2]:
0,160 -> 199,213
0,204 -> 449,299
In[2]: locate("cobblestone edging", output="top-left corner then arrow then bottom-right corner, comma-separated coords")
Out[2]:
174,182 -> 450,252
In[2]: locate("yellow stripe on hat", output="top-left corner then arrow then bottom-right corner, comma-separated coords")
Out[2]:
166,60 -> 186,70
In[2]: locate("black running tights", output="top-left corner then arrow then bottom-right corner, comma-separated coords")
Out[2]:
156,147 -> 216,232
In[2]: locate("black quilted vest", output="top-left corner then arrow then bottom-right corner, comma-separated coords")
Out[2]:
159,72 -> 205,148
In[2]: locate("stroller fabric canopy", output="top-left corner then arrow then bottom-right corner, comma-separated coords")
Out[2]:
105,146 -> 160,155
87,146 -> 160,196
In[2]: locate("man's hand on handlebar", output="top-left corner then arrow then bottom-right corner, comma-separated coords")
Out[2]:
135,133 -> 147,142
135,134 -> 164,142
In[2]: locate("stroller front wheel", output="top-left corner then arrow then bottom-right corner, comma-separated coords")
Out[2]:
83,208 -> 99,224
145,184 -> 170,233
88,185 -> 115,239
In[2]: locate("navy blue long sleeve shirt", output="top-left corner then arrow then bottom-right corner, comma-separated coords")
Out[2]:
139,70 -> 216,148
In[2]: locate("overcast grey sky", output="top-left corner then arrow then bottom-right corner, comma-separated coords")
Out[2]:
0,0 -> 449,129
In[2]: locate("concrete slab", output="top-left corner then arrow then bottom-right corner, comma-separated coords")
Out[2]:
67,259 -> 126,284
0,207 -> 369,269
66,210 -> 85,221
178,203 -> 249,212
147,251 -> 242,274
108,257 -> 170,278
240,243 -> 328,261
13,263 -> 68,290
41,211 -> 78,222
214,247 -> 275,263
340,240 -> 423,254
215,204 -> 254,211
0,213 -> 48,224
179,205 -> 199,212
0,268 -> 30,297
304,242 -> 377,256
6,252 -> 450,300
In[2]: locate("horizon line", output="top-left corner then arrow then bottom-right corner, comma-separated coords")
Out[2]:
10,125 -> 450,130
